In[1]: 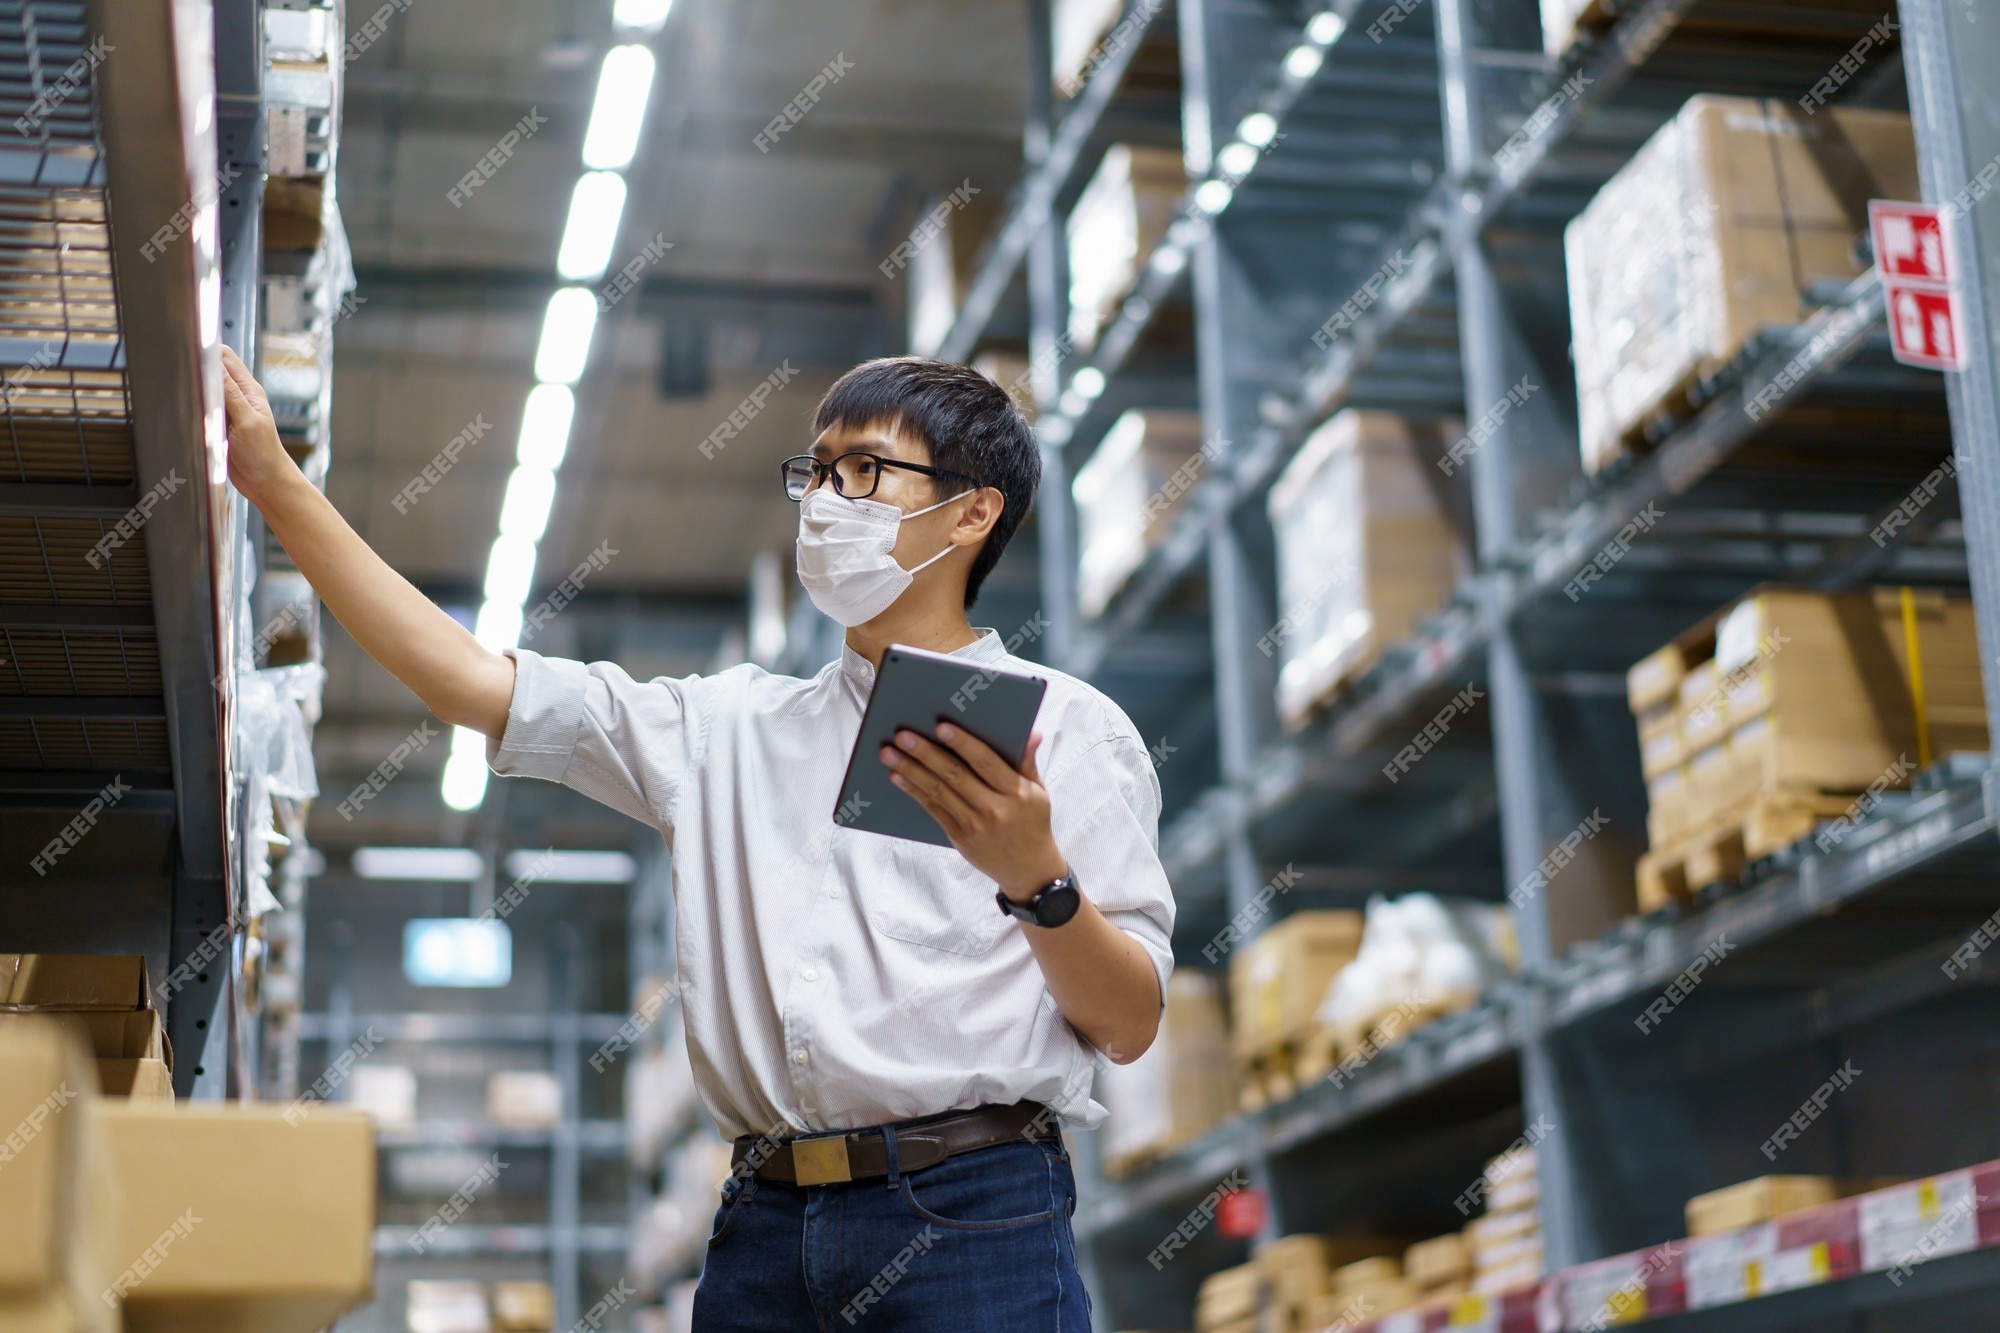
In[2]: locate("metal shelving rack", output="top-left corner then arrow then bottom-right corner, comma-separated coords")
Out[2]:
934,0 -> 2000,1327
0,0 -> 245,1097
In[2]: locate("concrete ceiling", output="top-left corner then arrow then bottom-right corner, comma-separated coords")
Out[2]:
308,0 -> 1032,852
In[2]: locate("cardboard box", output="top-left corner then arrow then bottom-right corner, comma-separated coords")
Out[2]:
1053,0 -> 1126,95
1229,911 -> 1364,1058
349,1065 -> 418,1127
1268,410 -> 1466,729
1635,586 -> 1987,858
1067,144 -> 1184,351
1194,1262 -> 1260,1328
0,1021 -> 117,1333
906,189 -> 1006,356
1540,0 -> 1608,56
490,1280 -> 555,1332
487,1071 -> 563,1129
96,1101 -> 376,1332
1687,1175 -> 1838,1238
406,1280 -> 490,1333
972,350 -> 1036,415
1100,970 -> 1233,1170
0,956 -> 149,1010
1073,409 -> 1208,618
1404,1233 -> 1470,1288
4,993 -> 174,1105
1567,97 -> 1918,472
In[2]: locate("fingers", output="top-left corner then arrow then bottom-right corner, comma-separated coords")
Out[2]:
1019,730 -> 1044,785
881,741 -> 977,830
890,728 -> 995,801
218,345 -> 269,416
931,721 -> 1021,790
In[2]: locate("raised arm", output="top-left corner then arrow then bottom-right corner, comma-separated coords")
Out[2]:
221,346 -> 515,737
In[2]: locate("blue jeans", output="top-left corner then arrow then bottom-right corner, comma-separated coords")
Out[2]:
690,1136 -> 1093,1330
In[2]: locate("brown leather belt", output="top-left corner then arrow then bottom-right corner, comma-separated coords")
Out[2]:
732,1101 -> 1055,1187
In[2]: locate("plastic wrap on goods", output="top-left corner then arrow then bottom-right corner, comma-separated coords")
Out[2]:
1565,95 -> 1917,473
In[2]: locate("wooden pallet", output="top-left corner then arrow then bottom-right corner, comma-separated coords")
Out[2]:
1638,786 -> 1862,912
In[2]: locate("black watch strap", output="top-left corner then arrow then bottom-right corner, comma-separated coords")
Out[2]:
996,870 -> 1082,928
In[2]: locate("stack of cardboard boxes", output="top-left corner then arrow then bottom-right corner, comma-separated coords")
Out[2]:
0,954 -> 172,1102
903,186 -> 1004,356
407,1280 -> 557,1333
1097,971 -> 1234,1177
1630,586 -> 1987,909
487,1071 -> 564,1130
1194,1236 -> 1411,1333
1229,912 -> 1363,1108
0,1012 -> 377,1333
0,1020 -> 118,1333
1267,410 -> 1466,730
1067,143 -> 1185,352
1072,409 -> 1208,619
1565,95 -> 1918,473
1399,1232 -> 1471,1310
1467,1145 -> 1544,1296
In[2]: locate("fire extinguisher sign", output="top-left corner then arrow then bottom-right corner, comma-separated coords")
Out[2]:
1869,200 -> 1967,372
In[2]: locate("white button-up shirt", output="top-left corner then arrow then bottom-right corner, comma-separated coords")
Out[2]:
488,628 -> 1176,1140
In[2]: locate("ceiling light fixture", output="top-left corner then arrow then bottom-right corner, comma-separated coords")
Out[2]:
352,846 -> 485,881
611,0 -> 673,33
556,171 -> 629,280
516,383 -> 577,470
473,598 -> 525,652
534,287 -> 599,384
582,44 -> 657,170
498,465 -> 558,541
483,532 -> 539,606
440,729 -> 491,812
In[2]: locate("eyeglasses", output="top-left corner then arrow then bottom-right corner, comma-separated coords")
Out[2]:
779,452 -> 980,502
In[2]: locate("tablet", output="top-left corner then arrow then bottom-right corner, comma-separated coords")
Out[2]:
834,642 -> 1049,846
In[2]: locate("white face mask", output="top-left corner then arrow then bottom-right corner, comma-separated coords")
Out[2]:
795,486 -> 973,627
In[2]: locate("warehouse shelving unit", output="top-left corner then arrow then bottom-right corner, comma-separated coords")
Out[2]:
937,0 -> 2000,1327
0,0 -> 261,1099
303,920 -> 631,1329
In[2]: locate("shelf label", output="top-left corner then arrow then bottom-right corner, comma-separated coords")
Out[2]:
1860,1171 -> 1979,1273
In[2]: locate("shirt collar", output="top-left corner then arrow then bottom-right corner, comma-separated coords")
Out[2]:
838,629 -> 1007,690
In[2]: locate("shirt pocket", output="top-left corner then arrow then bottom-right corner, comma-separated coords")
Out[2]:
865,839 -> 1006,955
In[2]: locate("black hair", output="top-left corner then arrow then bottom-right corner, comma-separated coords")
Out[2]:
813,356 -> 1040,609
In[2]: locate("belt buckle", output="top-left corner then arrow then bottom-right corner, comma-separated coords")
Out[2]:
791,1133 -> 852,1186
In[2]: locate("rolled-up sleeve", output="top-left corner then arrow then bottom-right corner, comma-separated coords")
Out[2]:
1047,732 -> 1176,1005
487,647 -> 705,827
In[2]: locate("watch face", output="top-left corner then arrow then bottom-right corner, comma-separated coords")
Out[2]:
1036,883 -> 1081,928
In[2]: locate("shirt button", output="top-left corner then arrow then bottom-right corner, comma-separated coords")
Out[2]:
793,1050 -> 808,1065
801,968 -> 818,981
826,887 -> 841,900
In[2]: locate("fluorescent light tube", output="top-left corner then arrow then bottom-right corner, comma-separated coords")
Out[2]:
352,847 -> 485,880
484,533 -> 539,606
517,383 -> 576,470
582,44 -> 656,170
534,287 -> 598,384
499,464 -> 557,541
556,171 -> 628,280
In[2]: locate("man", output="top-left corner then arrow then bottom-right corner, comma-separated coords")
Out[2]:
222,349 -> 1173,1329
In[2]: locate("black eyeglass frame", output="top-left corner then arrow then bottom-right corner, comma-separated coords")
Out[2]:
779,451 -> 982,502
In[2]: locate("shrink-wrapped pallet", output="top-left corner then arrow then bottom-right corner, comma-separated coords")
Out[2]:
1267,410 -> 1464,728
1566,96 -> 1917,473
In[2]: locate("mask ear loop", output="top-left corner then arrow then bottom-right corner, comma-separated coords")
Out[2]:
897,488 -> 977,576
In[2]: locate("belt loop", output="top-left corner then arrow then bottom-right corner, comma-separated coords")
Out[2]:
881,1123 -> 900,1189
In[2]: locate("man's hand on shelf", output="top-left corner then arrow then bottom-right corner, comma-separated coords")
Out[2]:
220,344 -> 298,506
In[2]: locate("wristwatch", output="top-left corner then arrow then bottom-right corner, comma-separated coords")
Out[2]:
996,869 -> 1082,928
